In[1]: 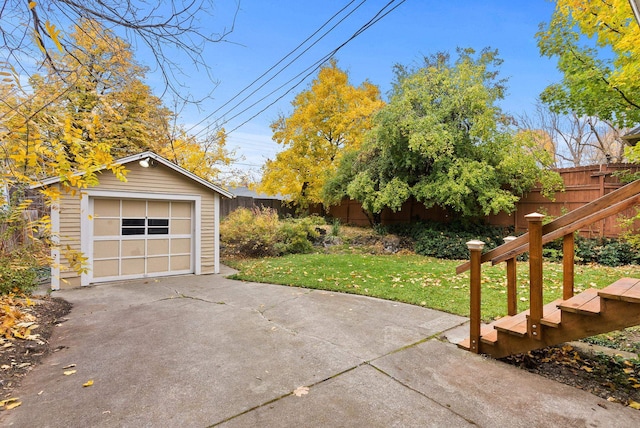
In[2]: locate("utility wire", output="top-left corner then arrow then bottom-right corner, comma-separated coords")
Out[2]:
221,0 -> 406,136
186,0 -> 367,135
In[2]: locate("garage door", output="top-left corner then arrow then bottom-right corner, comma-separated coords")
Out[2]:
91,198 -> 193,282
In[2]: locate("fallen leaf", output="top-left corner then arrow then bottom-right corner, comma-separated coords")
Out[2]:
581,366 -> 593,373
629,400 -> 640,410
293,386 -> 309,397
5,401 -> 21,410
624,368 -> 635,374
64,370 -> 77,376
0,398 -> 22,410
83,380 -> 94,387
63,364 -> 76,369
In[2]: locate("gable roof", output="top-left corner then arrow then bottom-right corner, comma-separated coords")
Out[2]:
31,151 -> 235,199
230,185 -> 284,200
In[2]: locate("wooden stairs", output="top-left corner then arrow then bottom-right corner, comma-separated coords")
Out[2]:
458,278 -> 640,359
456,179 -> 640,359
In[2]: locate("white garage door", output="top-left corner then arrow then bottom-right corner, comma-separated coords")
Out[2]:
91,198 -> 193,282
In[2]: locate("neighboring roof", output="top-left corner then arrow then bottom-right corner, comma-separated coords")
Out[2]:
230,185 -> 283,200
622,125 -> 640,146
31,151 -> 235,199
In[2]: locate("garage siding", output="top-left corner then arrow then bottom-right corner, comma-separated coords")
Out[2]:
55,183 -> 83,288
54,162 -> 218,288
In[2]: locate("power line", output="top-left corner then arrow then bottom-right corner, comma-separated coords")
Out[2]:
222,0 -> 406,136
187,0 -> 367,136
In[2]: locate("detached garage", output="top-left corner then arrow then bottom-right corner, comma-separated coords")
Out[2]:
36,151 -> 234,290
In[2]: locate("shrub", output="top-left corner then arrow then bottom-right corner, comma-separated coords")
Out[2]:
220,207 -> 280,257
0,251 -> 40,295
400,221 -> 512,260
275,217 -> 320,255
220,208 -> 321,257
597,240 -> 638,267
0,201 -> 48,294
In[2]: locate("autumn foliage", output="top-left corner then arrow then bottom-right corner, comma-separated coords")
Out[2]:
258,60 -> 384,209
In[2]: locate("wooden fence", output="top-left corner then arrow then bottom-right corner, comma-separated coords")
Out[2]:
324,164 -> 640,238
220,195 -> 295,218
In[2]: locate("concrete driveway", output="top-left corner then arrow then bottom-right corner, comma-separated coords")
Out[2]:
3,267 -> 640,427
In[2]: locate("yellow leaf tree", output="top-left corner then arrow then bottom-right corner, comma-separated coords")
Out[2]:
258,59 -> 384,209
0,19 -> 234,288
538,0 -> 640,128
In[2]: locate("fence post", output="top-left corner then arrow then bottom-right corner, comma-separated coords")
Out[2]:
526,213 -> 544,341
467,240 -> 485,354
503,236 -> 518,316
563,233 -> 575,300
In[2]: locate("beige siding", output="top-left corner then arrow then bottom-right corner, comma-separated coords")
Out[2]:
54,162 -> 218,287
56,183 -> 83,289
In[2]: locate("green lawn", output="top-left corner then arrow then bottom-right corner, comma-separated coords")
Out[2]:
226,253 -> 640,321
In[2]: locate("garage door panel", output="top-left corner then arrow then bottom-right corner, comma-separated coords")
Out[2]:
94,199 -> 119,217
94,218 -> 120,236
148,201 -> 169,217
94,259 -> 119,278
122,258 -> 145,275
148,239 -> 169,256
122,240 -> 145,257
171,255 -> 191,271
122,200 -> 146,217
171,202 -> 191,217
171,219 -> 191,235
171,238 -> 191,254
94,240 -> 119,259
147,257 -> 169,273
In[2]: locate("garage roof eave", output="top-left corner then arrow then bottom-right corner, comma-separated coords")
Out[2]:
30,151 -> 236,199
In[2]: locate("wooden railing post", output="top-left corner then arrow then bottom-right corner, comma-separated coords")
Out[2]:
563,233 -> 575,300
526,213 -> 544,341
467,240 -> 485,353
503,236 -> 518,316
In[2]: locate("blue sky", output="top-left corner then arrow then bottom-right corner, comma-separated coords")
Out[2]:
144,1 -> 562,177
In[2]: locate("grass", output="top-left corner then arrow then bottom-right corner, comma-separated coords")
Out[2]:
226,253 -> 640,322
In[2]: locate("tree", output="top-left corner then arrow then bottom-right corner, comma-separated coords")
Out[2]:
0,18 -> 235,284
1,0 -> 236,99
258,59 -> 384,209
325,49 -> 562,223
518,103 -> 626,167
1,19 -> 234,187
537,0 -> 640,128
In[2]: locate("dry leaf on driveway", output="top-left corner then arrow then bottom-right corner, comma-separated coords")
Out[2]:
293,386 -> 309,397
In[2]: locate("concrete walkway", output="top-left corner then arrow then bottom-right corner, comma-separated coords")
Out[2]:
3,268 -> 640,427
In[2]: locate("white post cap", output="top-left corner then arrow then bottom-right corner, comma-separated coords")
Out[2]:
466,240 -> 485,251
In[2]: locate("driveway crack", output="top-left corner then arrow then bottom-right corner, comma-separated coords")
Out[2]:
157,290 -> 226,305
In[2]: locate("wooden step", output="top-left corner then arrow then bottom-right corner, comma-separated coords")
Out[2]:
494,312 -> 529,337
493,299 -> 564,336
540,299 -> 564,327
457,324 -> 497,350
558,288 -> 601,315
480,328 -> 498,345
599,278 -> 640,303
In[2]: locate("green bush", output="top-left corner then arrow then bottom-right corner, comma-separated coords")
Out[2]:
275,217 -> 320,255
575,237 -> 638,267
220,207 -> 321,257
395,221 -> 512,260
0,252 -> 40,295
0,199 -> 48,294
